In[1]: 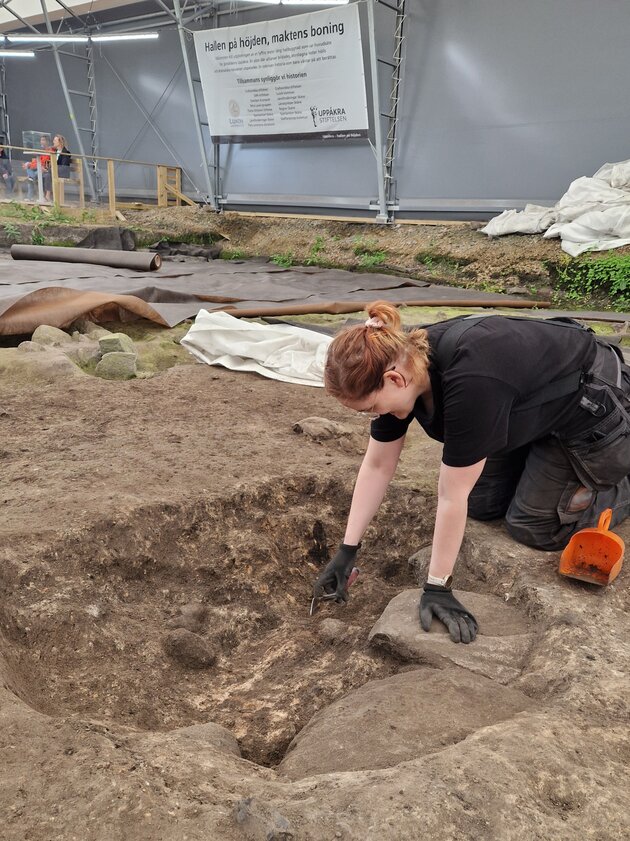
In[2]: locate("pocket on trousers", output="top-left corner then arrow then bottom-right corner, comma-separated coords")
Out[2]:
562,397 -> 630,490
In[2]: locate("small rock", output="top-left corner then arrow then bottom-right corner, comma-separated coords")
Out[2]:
63,344 -> 102,366
162,628 -> 217,669
17,341 -> 45,353
166,602 -> 208,633
95,352 -> 137,380
70,317 -> 113,339
317,618 -> 351,644
31,325 -> 70,347
234,796 -> 293,840
292,417 -> 353,441
174,722 -> 241,757
98,333 -> 137,356
506,285 -> 529,295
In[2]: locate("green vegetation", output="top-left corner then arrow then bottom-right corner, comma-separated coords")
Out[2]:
353,237 -> 387,269
45,206 -> 75,224
31,226 -> 45,246
357,251 -> 387,269
3,222 -> 20,241
550,253 -> 630,309
270,251 -> 295,268
415,250 -> 467,275
352,236 -> 380,257
305,235 -> 327,266
220,248 -> 245,260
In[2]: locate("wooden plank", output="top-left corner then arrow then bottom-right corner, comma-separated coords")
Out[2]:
77,159 -> 85,210
115,202 -> 158,210
50,154 -> 60,208
225,210 -> 469,226
156,165 -> 167,208
164,183 -> 196,207
107,159 -> 116,217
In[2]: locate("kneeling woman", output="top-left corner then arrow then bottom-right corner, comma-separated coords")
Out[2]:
314,301 -> 630,644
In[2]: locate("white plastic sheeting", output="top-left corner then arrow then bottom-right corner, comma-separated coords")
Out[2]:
181,310 -> 331,387
481,160 -> 630,256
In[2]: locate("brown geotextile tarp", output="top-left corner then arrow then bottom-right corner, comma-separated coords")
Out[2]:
0,252 -> 555,335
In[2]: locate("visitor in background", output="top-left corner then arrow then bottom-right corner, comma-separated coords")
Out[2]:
53,135 -> 72,179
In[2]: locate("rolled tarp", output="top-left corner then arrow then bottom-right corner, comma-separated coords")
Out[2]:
10,244 -> 161,272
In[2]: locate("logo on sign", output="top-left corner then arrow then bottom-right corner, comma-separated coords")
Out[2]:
310,105 -> 348,127
228,99 -> 243,127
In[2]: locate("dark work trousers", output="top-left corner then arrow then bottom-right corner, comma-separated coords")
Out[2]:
468,342 -> 630,551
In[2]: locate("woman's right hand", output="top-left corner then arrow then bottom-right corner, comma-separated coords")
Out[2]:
313,543 -> 360,603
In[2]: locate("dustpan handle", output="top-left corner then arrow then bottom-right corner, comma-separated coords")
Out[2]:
597,508 -> 612,532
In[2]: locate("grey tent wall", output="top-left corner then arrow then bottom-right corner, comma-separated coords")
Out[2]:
6,0 -> 630,214
395,0 -> 630,213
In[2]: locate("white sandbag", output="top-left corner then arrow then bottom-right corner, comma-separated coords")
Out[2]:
553,176 -> 630,223
480,204 -> 556,236
481,158 -> 630,254
550,206 -> 630,257
180,309 -> 331,387
593,161 -> 630,189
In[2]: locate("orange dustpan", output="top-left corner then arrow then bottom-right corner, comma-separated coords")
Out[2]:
559,508 -> 625,585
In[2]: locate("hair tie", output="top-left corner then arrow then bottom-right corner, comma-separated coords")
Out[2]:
365,317 -> 385,329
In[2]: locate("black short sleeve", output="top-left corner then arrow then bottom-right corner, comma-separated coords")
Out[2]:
370,412 -> 413,442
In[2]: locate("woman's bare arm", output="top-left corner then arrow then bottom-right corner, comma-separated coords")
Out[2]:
343,436 -> 407,545
428,459 -> 487,579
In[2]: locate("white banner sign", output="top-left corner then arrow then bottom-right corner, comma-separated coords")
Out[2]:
193,5 -> 369,143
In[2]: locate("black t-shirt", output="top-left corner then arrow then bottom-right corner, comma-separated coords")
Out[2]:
370,316 -> 597,467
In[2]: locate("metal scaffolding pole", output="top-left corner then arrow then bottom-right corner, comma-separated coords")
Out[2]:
366,0 -> 388,223
172,0 -> 215,205
39,0 -> 97,201
85,41 -> 102,196
383,0 -> 406,208
0,61 -> 10,148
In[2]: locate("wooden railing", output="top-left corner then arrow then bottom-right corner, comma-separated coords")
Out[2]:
2,143 -> 194,216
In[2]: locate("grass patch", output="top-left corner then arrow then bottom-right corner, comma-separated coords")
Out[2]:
415,250 -> 469,274
270,251 -> 295,268
31,226 -> 45,245
305,235 -> 327,266
3,222 -> 20,241
549,253 -> 630,309
353,236 -> 387,269
220,248 -> 245,260
357,251 -> 386,269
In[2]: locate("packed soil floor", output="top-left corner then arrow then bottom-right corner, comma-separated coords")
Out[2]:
0,212 -> 629,840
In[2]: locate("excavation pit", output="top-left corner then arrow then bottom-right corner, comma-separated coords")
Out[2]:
2,476 -> 436,766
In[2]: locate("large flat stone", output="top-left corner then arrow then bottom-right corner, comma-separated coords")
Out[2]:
278,668 -> 532,780
368,589 -> 534,684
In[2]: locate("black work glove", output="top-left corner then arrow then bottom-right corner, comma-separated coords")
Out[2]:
419,583 -> 478,644
313,543 -> 359,603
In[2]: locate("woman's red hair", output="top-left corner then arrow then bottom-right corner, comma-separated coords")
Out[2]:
324,301 -> 429,399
